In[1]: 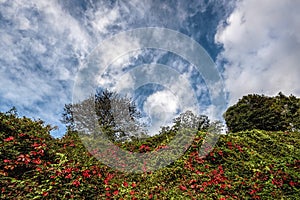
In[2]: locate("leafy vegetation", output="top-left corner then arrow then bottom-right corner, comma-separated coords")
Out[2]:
224,92 -> 300,132
1,108 -> 299,199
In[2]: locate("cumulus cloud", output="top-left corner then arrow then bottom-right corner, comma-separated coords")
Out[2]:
0,0 -> 134,135
215,0 -> 300,105
144,90 -> 179,135
1,0 -> 234,137
0,0 -> 120,137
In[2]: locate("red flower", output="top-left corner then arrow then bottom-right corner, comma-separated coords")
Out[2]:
123,181 -> 128,187
219,198 -> 226,200
36,167 -> 42,172
104,173 -> 114,185
202,182 -> 208,187
130,190 -> 135,195
17,154 -> 31,164
250,189 -> 257,195
227,141 -> 233,149
69,143 -> 75,147
131,182 -> 137,187
65,174 -> 72,179
218,150 -> 223,156
218,165 -> 224,174
219,184 -> 225,189
179,185 -> 187,191
37,149 -> 44,156
289,181 -> 296,187
235,144 -> 243,152
82,169 -> 91,178
105,192 -> 111,197
4,136 -> 14,142
32,158 -> 42,165
42,192 -> 48,197
212,169 -> 218,175
72,180 -> 80,187
196,170 -> 203,175
64,168 -> 72,173
272,178 -> 283,187
113,190 -> 119,195
30,151 -> 37,156
139,144 -> 151,152
32,142 -> 40,148
149,194 -> 153,199
3,159 -> 10,163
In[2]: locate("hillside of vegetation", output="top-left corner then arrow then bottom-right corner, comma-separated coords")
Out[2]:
1,110 -> 299,199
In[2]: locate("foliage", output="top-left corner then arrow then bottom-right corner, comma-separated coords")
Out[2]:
224,92 -> 300,132
1,110 -> 299,199
62,89 -> 145,142
171,110 -> 210,132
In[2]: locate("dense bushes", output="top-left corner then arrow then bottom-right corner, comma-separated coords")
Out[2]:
1,110 -> 299,199
224,93 -> 300,132
0,110 -> 57,178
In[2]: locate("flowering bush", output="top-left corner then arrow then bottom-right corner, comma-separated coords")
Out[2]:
0,111 -> 299,199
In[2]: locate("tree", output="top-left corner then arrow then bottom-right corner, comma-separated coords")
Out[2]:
224,92 -> 300,132
171,110 -> 210,132
61,89 -> 146,141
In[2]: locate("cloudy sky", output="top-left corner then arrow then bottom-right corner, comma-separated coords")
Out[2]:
0,0 -> 299,137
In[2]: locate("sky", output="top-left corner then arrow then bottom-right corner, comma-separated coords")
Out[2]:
0,0 -> 299,138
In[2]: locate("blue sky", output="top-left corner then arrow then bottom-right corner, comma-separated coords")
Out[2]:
1,0 -> 299,137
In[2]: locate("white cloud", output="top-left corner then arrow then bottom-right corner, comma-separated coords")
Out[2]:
0,0 -> 235,137
91,8 -> 120,35
114,73 -> 135,93
215,0 -> 300,105
0,0 -> 94,137
144,90 -> 180,135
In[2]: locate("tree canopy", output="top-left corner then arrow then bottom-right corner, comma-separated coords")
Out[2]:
62,89 -> 146,141
62,89 -> 218,141
224,92 -> 300,132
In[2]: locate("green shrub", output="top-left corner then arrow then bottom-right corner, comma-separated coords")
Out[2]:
1,110 -> 299,199
224,93 -> 300,132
